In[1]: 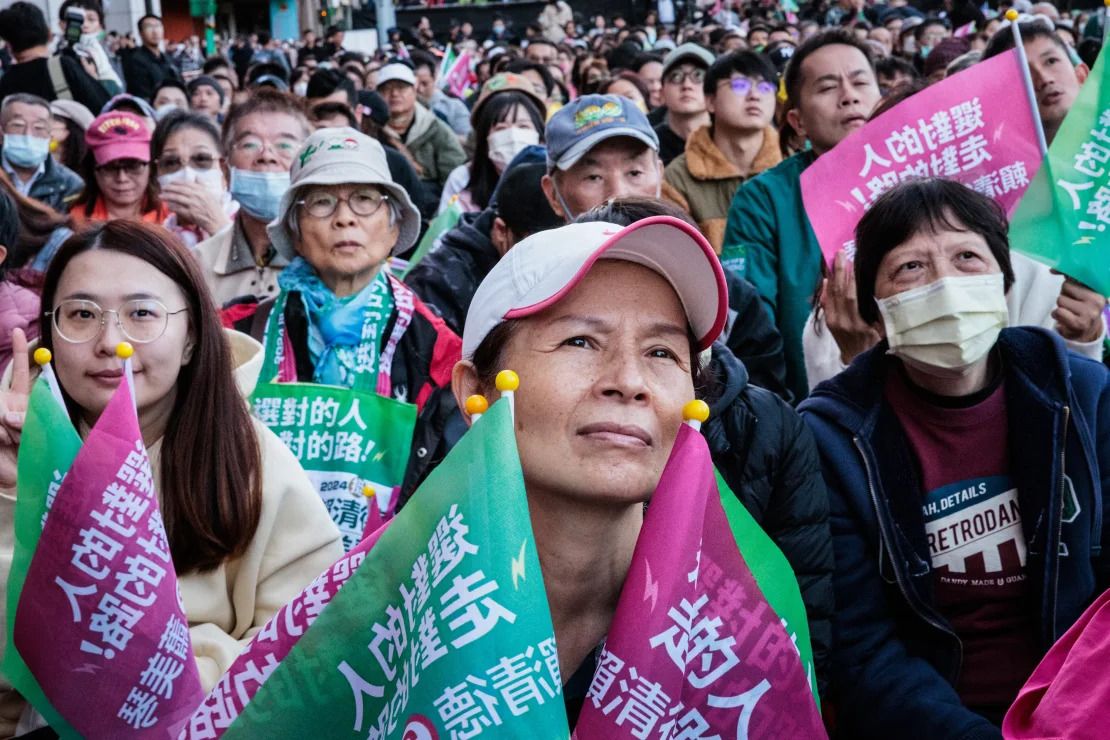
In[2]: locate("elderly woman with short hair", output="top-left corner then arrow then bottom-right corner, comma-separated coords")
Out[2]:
231,127 -> 463,500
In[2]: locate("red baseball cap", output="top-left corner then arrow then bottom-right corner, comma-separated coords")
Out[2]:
85,111 -> 152,165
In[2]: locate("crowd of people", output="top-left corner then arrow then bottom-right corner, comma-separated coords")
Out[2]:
0,0 -> 1108,735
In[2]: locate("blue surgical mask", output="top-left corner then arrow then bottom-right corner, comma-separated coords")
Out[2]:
229,167 -> 289,222
3,134 -> 51,169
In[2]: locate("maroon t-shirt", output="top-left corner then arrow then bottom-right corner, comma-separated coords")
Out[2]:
885,368 -> 1040,712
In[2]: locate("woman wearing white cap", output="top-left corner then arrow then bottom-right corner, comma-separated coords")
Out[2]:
230,127 -> 464,500
451,215 -> 728,723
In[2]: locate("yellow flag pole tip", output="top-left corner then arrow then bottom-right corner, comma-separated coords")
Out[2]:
32,348 -> 53,366
1004,9 -> 1019,20
464,395 -> 489,415
115,342 -> 134,360
682,399 -> 710,424
362,485 -> 375,498
495,370 -> 520,392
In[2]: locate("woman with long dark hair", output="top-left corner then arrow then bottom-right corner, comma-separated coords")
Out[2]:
0,221 -> 342,730
437,74 -> 546,215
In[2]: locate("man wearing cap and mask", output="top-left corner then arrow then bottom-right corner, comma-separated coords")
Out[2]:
378,61 -> 467,196
0,93 -> 84,213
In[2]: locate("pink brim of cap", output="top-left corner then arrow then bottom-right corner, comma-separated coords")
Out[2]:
92,142 -> 150,166
504,215 -> 728,350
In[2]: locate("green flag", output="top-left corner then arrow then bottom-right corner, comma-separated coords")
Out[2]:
717,471 -> 819,705
400,197 -> 465,278
1009,39 -> 1110,295
2,379 -> 82,735
222,400 -> 570,739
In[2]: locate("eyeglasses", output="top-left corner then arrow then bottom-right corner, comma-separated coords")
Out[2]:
46,299 -> 188,344
3,121 -> 50,137
297,188 -> 390,219
665,68 -> 706,85
232,135 -> 298,162
724,77 -> 777,97
156,153 -> 220,173
95,159 -> 148,176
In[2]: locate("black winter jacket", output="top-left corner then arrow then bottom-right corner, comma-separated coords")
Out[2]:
404,208 -> 498,337
704,343 -> 834,696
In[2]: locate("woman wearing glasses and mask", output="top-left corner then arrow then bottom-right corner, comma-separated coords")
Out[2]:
0,221 -> 342,734
230,127 -> 463,501
153,109 -> 239,249
70,110 -> 169,226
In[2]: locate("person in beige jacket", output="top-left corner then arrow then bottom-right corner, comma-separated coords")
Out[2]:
0,220 -> 342,736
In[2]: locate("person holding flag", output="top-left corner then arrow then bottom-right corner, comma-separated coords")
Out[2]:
0,220 -> 342,735
800,178 -> 1110,739
451,215 -> 825,734
229,126 -> 462,526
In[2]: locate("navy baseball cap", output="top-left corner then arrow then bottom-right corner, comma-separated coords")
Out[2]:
544,94 -> 659,172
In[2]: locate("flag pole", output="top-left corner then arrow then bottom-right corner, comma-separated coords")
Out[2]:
115,342 -> 136,412
683,399 -> 710,432
32,348 -> 67,412
464,394 -> 489,423
495,370 -> 519,422
1007,9 -> 1050,157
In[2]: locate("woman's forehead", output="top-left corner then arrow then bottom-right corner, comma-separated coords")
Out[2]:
531,261 -> 688,328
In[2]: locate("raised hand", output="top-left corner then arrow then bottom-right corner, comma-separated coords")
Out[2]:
0,329 -> 32,488
822,251 -> 881,365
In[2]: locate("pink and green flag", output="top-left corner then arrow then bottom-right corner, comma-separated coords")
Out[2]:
2,379 -> 82,736
12,377 -> 204,737
575,425 -> 825,739
190,399 -> 568,739
1009,33 -> 1110,295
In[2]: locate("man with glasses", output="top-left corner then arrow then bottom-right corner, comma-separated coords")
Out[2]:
663,51 -> 782,253
0,94 -> 83,213
194,89 -> 311,306
653,42 -> 714,166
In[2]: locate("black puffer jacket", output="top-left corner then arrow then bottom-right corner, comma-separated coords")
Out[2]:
405,208 -> 498,336
703,343 -> 834,697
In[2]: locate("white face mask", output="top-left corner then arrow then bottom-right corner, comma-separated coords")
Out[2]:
877,273 -> 1008,377
293,81 -> 308,97
487,127 -> 540,172
157,166 -> 225,196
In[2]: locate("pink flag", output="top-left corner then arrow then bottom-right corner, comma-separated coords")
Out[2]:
443,51 -> 473,98
1003,589 -> 1110,740
574,426 -> 825,739
13,378 -> 204,737
182,521 -> 390,738
801,49 -> 1042,265
954,21 -> 975,37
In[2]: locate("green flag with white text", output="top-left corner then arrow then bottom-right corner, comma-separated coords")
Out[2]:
1010,41 -> 1110,296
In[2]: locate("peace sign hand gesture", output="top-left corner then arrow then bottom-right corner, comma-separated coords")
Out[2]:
0,329 -> 32,489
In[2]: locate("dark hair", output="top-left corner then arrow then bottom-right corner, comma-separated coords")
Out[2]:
870,78 -> 926,117
221,88 -> 310,153
137,13 -> 161,31
155,78 -> 189,98
59,0 -> 103,25
310,101 -> 358,128
72,151 -> 161,218
595,71 -> 651,102
202,55 -> 234,77
914,18 -> 949,41
307,68 -> 356,106
54,115 -> 87,173
409,49 -> 437,75
469,91 -> 546,210
1078,38 -> 1102,69
0,190 -> 19,272
704,50 -> 777,96
325,24 -> 341,38
495,162 -> 562,237
151,109 -> 223,169
256,31 -> 271,46
0,170 -> 72,271
0,2 -> 50,53
784,28 -> 875,110
874,55 -> 920,85
504,59 -> 556,96
853,179 -> 1015,324
39,221 -> 263,573
982,20 -> 1070,61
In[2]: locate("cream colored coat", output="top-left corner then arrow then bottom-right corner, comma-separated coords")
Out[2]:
193,222 -> 285,307
0,330 -> 342,736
